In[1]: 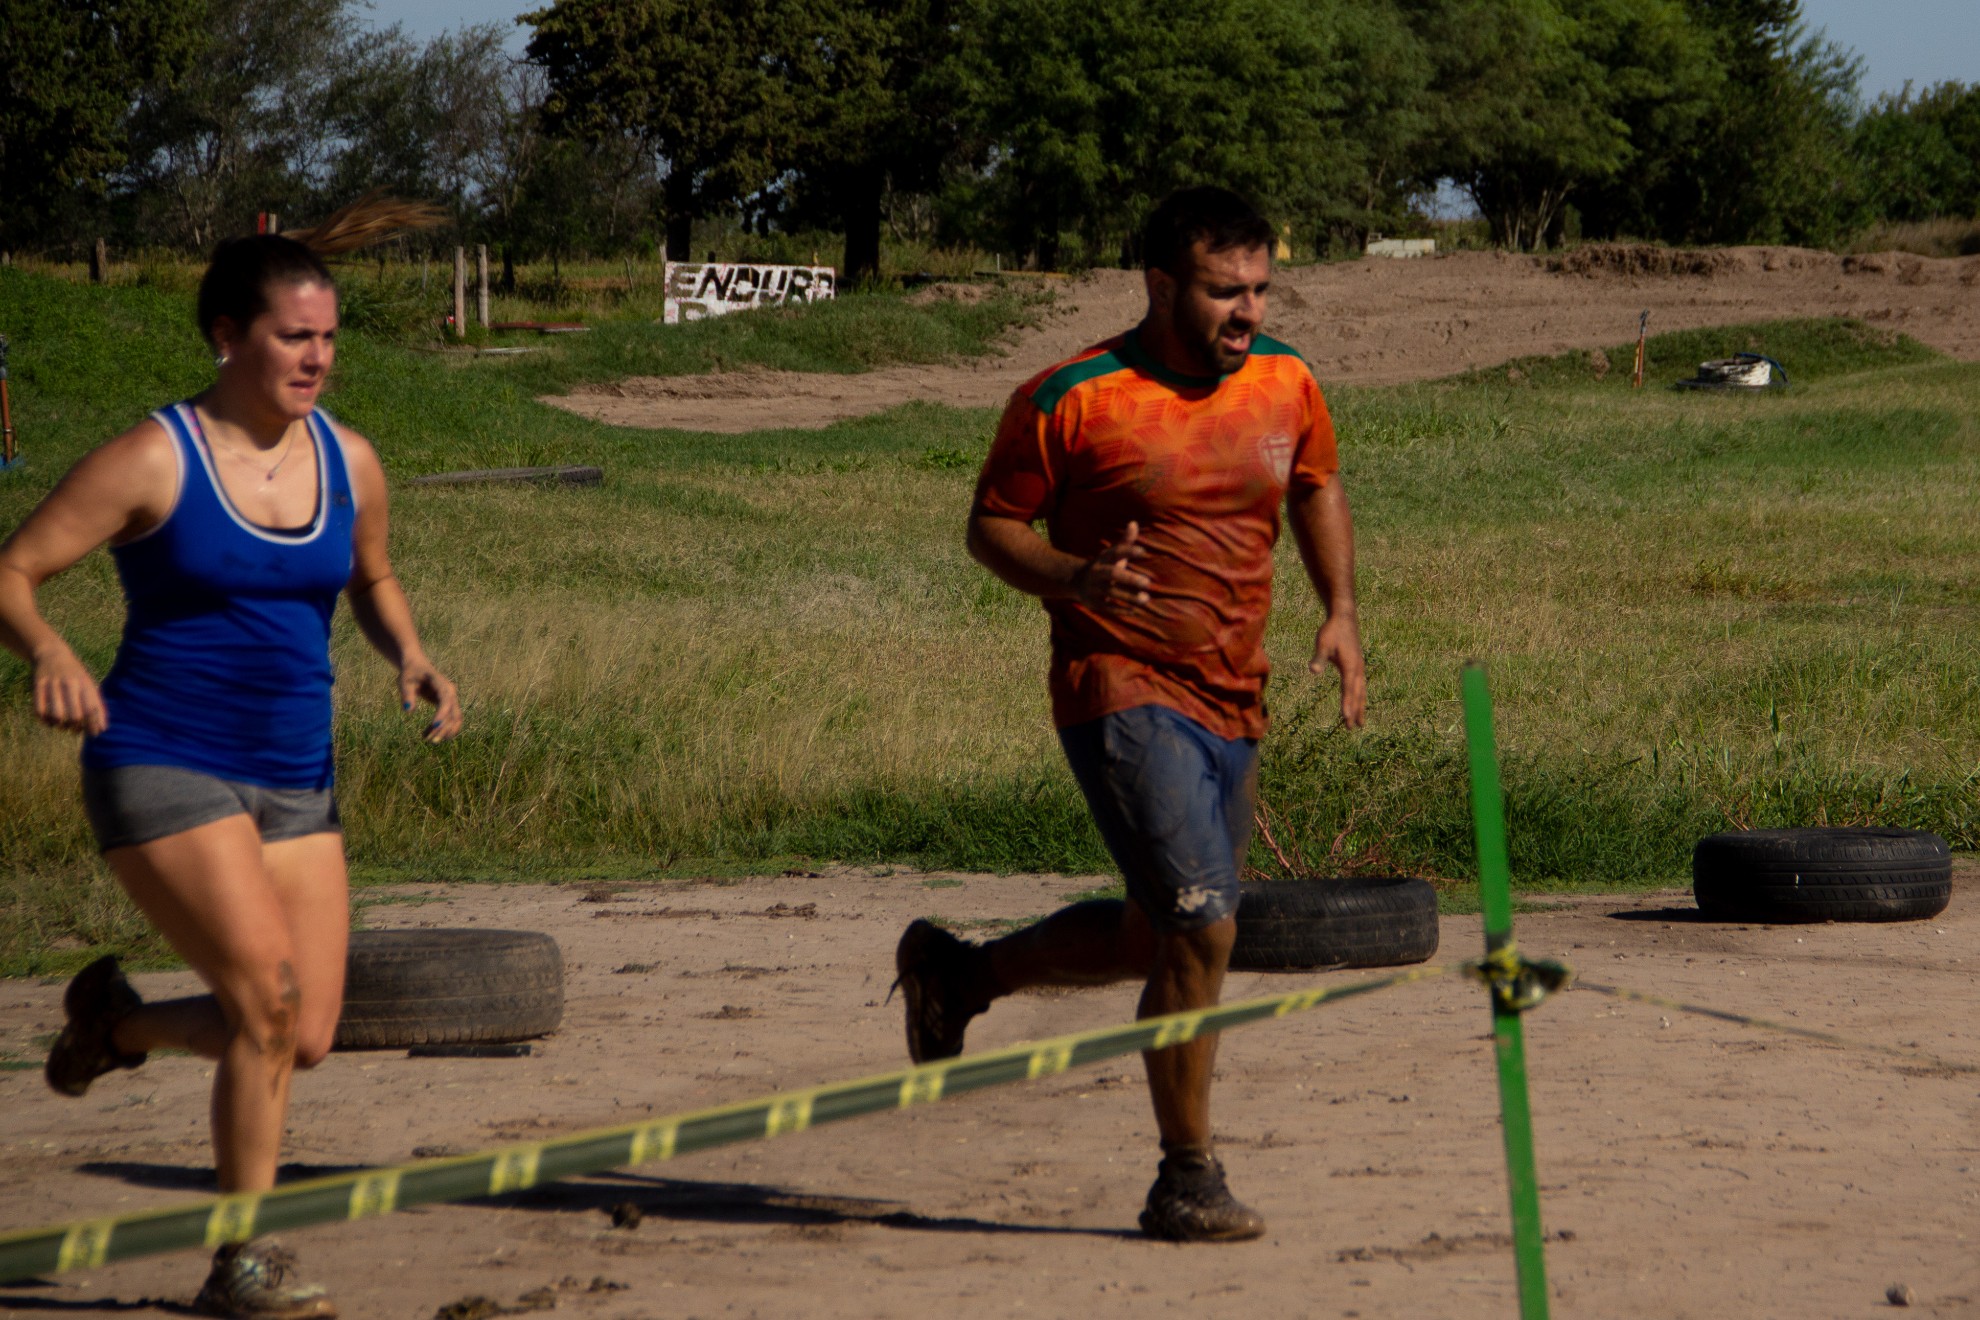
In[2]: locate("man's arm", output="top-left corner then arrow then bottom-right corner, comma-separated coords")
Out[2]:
1286,479 -> 1367,728
967,512 -> 1152,611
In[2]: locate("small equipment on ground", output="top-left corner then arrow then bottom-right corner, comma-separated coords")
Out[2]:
1674,352 -> 1789,391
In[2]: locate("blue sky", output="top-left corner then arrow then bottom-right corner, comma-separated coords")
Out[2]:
371,0 -> 1977,101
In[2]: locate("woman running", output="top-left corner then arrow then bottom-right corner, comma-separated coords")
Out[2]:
0,204 -> 460,1318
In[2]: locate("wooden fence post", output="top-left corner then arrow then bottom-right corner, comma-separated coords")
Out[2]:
90,239 -> 108,284
453,247 -> 467,338
477,245 -> 490,328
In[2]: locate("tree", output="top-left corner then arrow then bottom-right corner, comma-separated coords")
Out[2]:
963,0 -> 1366,269
1855,81 -> 1980,225
1417,0 -> 1623,250
121,0 -> 360,248
1571,2 -> 1867,246
321,23 -> 512,229
524,0 -> 797,260
1551,0 -> 1723,243
776,0 -> 980,283
1319,0 -> 1436,251
0,0 -> 204,250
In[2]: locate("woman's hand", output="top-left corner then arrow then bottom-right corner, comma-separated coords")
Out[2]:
33,645 -> 108,735
398,658 -> 462,743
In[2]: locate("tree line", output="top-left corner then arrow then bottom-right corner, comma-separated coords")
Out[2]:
3,0 -> 1976,281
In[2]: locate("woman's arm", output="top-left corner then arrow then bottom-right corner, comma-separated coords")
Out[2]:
337,427 -> 462,743
0,421 -> 178,733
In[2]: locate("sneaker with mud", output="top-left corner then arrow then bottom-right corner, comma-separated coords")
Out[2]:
893,919 -> 992,1063
45,954 -> 147,1097
1139,1150 -> 1266,1242
195,1240 -> 336,1319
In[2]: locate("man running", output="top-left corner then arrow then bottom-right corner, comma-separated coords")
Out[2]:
893,185 -> 1365,1242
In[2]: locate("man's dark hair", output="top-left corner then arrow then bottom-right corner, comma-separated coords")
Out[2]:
1141,187 -> 1275,275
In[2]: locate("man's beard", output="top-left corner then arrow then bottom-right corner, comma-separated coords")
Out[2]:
1174,293 -> 1251,376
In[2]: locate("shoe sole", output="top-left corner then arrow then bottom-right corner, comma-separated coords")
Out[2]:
1138,1210 -> 1267,1243
896,922 -> 966,1064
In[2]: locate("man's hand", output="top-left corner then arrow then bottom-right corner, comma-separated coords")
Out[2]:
1309,613 -> 1366,728
1073,520 -> 1154,611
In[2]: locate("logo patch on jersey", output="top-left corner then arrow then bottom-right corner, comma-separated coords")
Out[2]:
1256,431 -> 1294,486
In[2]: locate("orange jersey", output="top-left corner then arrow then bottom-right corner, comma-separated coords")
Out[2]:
974,327 -> 1338,740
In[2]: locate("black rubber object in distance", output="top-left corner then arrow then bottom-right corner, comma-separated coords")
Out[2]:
1692,828 -> 1951,923
1229,876 -> 1440,971
334,929 -> 565,1051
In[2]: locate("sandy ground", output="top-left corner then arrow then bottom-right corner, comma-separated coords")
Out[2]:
1,864 -> 1975,1319
546,245 -> 1980,433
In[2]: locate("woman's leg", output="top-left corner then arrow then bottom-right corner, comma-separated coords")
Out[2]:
111,835 -> 350,1067
258,832 -> 349,1069
102,815 -> 303,1193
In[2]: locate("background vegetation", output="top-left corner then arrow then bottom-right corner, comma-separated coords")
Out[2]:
4,0 -> 1978,278
1,268 -> 1973,974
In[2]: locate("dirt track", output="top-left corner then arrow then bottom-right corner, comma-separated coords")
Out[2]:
547,245 -> 1980,433
3,866 -> 1975,1318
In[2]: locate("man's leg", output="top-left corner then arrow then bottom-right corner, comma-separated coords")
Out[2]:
1137,910 -> 1233,1148
978,896 -> 1231,1147
894,705 -> 1263,1240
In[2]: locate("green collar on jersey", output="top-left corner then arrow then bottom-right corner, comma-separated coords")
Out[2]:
1031,327 -> 1303,415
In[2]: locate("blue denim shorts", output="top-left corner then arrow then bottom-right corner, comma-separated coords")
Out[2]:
1058,704 -> 1258,932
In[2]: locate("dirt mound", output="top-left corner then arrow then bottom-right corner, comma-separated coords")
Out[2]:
904,280 -> 1002,306
1549,244 -> 1748,278
546,247 -> 1980,432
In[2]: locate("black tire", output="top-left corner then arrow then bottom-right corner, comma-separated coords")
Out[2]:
1229,876 -> 1440,971
334,929 -> 565,1051
1692,828 -> 1952,924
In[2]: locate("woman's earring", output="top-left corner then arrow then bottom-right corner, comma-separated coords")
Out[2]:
214,352 -> 230,368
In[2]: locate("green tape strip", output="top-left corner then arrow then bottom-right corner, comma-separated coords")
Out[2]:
0,964 -> 1453,1284
1461,664 -> 1552,1320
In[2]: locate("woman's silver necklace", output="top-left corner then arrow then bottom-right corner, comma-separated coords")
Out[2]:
220,427 -> 297,481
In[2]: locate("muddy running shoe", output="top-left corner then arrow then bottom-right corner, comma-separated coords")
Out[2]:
1139,1150 -> 1266,1243
195,1241 -> 336,1319
45,954 -> 147,1097
893,919 -> 991,1063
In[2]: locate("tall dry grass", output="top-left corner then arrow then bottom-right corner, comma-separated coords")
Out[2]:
1,282 -> 1975,975
1845,216 -> 1980,258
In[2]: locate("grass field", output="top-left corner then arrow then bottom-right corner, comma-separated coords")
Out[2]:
0,267 -> 1974,975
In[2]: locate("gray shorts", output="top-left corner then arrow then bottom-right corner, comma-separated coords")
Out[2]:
81,763 -> 341,853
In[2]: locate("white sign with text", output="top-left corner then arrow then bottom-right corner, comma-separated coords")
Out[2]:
662,262 -> 837,323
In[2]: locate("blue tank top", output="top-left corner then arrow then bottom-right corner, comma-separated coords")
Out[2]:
82,402 -> 357,789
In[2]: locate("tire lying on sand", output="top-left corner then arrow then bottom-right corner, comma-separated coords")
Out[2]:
1692,828 -> 1952,924
334,929 -> 565,1051
1229,876 -> 1440,971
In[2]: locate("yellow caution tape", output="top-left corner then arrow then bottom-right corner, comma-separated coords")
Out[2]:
0,962 -> 1454,1284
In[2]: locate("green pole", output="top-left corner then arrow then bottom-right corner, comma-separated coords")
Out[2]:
1460,663 -> 1551,1320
